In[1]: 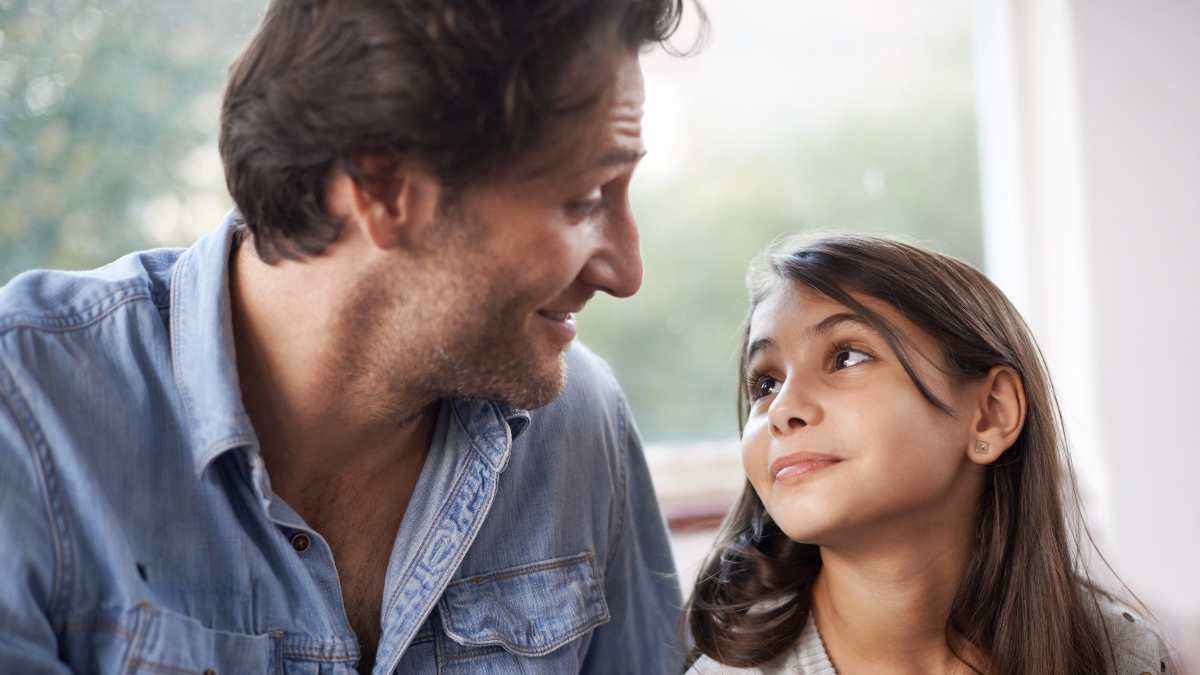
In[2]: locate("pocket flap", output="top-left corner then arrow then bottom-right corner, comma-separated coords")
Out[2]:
125,603 -> 281,674
438,551 -> 609,656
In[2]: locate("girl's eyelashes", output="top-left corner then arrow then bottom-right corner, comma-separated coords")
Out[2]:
745,341 -> 874,403
747,371 -> 782,402
828,342 -> 873,371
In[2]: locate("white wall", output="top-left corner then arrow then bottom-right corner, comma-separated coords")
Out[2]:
975,0 -> 1200,668
1074,0 -> 1200,622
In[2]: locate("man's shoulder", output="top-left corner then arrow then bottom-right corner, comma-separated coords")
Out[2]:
497,342 -> 634,490
0,247 -> 187,462
0,247 -> 184,339
552,341 -> 628,410
525,342 -> 628,436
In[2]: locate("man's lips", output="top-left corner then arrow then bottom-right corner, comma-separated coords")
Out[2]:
536,309 -> 577,321
770,452 -> 842,483
535,307 -> 582,343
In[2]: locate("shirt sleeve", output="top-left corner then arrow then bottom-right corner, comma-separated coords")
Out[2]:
579,391 -> 685,675
0,365 -> 73,674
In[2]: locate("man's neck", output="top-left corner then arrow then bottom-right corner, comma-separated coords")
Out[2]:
228,235 -> 435,501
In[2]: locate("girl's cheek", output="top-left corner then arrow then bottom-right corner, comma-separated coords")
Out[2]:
740,417 -> 771,488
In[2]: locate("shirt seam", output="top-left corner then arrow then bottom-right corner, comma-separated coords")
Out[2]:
437,611 -> 609,662
0,283 -> 152,337
124,658 -> 201,675
446,552 -> 595,587
436,645 -> 504,663
606,383 -> 630,572
0,352 -> 74,630
167,249 -> 200,475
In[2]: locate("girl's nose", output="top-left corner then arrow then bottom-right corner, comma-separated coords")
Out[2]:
767,381 -> 822,437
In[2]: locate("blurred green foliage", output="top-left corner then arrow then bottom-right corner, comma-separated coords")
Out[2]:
0,0 -> 261,282
577,104 -> 982,443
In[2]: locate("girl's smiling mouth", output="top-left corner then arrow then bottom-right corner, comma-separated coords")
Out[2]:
770,452 -> 842,483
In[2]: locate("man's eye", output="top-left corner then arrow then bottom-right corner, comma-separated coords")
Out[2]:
834,349 -> 871,370
571,188 -> 604,215
753,377 -> 781,401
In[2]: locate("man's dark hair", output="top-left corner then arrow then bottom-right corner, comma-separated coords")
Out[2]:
220,0 -> 697,263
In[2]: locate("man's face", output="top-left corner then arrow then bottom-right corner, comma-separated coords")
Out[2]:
359,53 -> 646,411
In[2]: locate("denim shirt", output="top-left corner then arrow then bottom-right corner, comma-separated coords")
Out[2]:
0,212 -> 683,674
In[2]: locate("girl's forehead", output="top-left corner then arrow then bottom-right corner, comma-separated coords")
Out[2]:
749,285 -> 847,339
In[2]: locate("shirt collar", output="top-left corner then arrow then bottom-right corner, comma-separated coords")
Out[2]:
171,209 -> 258,476
170,209 -> 536,477
448,399 -> 531,474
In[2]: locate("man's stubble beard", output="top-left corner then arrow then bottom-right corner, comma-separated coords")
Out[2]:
331,218 -> 569,426
423,288 -> 570,410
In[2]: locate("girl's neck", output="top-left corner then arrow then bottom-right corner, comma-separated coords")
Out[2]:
810,527 -> 981,675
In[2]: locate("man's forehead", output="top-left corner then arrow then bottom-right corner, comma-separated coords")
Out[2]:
571,55 -> 646,170
495,54 -> 646,184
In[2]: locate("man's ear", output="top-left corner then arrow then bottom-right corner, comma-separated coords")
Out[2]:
967,365 -> 1027,465
328,154 -> 441,251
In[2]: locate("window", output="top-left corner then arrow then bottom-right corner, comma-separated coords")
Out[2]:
576,0 -> 982,591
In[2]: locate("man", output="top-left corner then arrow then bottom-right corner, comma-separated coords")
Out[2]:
0,0 -> 698,672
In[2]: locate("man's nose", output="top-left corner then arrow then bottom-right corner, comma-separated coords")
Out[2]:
579,199 -> 643,298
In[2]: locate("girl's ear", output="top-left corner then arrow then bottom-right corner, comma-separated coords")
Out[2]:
968,365 -> 1026,465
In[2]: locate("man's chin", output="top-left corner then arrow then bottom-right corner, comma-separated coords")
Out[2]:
495,353 -> 569,410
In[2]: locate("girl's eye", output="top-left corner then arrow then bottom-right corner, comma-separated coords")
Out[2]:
752,376 -> 781,401
834,348 -> 871,370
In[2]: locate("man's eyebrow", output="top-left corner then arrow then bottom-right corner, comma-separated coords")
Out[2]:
596,149 -> 647,168
564,149 -> 645,181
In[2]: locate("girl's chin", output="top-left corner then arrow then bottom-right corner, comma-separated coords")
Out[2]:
767,510 -> 835,545
766,497 -> 863,547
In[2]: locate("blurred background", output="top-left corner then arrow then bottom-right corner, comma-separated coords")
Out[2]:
1,0 -> 1196,670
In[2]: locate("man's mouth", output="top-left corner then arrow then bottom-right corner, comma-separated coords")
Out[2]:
534,307 -> 582,345
537,309 -> 575,322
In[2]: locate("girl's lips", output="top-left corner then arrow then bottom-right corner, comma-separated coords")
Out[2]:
770,453 -> 842,483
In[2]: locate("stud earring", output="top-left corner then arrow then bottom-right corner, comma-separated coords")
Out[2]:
974,441 -> 989,454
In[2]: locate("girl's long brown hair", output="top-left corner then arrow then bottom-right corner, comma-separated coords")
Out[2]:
686,234 -> 1123,674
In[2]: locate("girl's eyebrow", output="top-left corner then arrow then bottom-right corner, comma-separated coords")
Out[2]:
808,312 -> 874,341
745,312 -> 875,366
746,337 -> 776,364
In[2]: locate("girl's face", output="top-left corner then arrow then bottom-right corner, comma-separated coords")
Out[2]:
742,283 -> 988,550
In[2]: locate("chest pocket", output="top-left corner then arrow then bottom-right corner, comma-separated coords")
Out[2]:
435,551 -> 609,670
123,602 -> 283,675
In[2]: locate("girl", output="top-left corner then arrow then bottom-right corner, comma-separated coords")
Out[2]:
685,234 -> 1173,675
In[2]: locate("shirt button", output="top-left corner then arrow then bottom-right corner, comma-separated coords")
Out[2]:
290,533 -> 311,552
